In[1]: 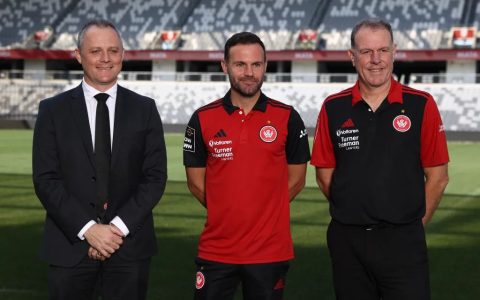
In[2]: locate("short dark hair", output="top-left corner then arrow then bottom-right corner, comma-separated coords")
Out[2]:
350,18 -> 393,48
224,32 -> 266,61
77,19 -> 122,49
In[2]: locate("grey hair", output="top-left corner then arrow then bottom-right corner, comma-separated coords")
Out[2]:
350,18 -> 393,48
77,19 -> 123,49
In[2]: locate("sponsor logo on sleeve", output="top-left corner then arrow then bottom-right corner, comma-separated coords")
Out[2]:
183,126 -> 195,152
259,125 -> 278,143
393,115 -> 411,132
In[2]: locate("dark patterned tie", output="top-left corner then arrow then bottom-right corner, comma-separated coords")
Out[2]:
94,93 -> 111,219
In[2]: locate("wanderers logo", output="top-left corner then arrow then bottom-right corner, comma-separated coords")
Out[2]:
259,125 -> 277,143
195,271 -> 205,289
393,115 -> 411,132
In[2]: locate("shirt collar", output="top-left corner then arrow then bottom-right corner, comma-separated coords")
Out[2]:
222,90 -> 268,115
82,80 -> 118,102
351,77 -> 403,106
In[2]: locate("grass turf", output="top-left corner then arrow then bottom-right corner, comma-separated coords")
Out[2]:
0,129 -> 479,299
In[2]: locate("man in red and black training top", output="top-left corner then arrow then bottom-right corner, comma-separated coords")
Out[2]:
311,18 -> 449,300
183,32 -> 310,300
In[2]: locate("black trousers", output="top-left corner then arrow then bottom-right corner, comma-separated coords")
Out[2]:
48,254 -> 150,300
327,219 -> 430,300
193,257 -> 289,300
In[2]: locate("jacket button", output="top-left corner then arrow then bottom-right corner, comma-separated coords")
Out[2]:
91,176 -> 96,182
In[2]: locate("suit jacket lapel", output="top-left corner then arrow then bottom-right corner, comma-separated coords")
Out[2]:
111,85 -> 128,168
69,84 -> 95,169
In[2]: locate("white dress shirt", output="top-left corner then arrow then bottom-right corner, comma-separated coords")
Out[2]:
77,80 -> 130,240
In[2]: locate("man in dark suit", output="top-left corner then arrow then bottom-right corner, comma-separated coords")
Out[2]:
32,19 -> 167,300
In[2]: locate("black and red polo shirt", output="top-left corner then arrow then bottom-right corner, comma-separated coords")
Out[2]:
183,90 -> 310,264
311,78 -> 449,225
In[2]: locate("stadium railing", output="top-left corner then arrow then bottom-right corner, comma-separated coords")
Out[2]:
411,73 -> 480,84
0,70 -> 359,84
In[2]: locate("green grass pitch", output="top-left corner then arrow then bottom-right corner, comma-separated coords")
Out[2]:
0,129 -> 479,299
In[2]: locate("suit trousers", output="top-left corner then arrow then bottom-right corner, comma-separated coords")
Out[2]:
48,253 -> 150,300
327,219 -> 430,300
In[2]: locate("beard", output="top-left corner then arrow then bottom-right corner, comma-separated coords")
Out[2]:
229,76 -> 264,98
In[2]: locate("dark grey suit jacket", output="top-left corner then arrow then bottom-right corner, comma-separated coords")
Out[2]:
33,84 -> 167,267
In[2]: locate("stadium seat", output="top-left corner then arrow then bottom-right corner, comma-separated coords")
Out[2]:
318,0 -> 466,49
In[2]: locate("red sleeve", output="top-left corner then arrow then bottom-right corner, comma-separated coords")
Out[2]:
420,96 -> 449,167
310,103 -> 336,168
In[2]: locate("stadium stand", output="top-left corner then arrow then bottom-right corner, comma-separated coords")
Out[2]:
0,0 -> 75,48
1,79 -> 479,132
474,0 -> 480,29
0,0 -> 477,50
180,0 -> 323,50
318,0 -> 466,49
51,0 -> 197,49
0,0 -> 479,136
124,81 -> 480,132
417,83 -> 480,131
0,79 -> 67,119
